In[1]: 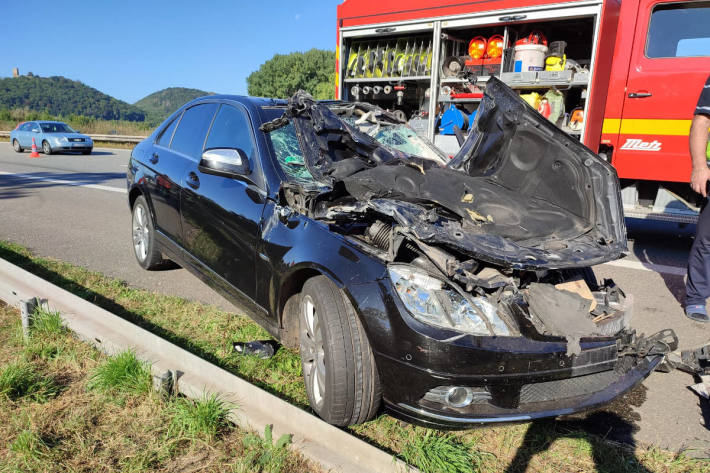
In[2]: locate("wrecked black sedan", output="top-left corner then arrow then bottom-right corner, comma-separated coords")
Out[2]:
127,78 -> 675,428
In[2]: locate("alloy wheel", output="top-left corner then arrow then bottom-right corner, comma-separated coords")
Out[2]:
132,204 -> 149,262
302,295 -> 326,409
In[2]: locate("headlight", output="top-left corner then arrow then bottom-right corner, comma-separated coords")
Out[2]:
388,264 -> 510,336
59,136 -> 68,143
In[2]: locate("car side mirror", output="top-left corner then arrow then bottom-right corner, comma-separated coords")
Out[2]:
198,148 -> 251,178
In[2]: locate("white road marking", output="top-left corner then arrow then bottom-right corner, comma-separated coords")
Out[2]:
0,171 -> 126,194
603,258 -> 686,277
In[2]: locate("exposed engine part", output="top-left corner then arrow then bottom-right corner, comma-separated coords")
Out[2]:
367,220 -> 392,251
383,85 -> 393,95
362,86 -> 371,95
372,85 -> 382,95
396,89 -> 404,106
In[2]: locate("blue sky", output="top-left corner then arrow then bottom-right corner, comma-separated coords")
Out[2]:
2,0 -> 342,103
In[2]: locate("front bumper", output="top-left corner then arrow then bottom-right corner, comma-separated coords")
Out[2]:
350,277 -> 664,429
383,355 -> 660,428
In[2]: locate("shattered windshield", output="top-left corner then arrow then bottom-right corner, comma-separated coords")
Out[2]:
261,104 -> 447,182
347,121 -> 447,165
265,121 -> 314,182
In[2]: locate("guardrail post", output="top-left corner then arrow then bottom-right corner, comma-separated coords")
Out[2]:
20,297 -> 38,340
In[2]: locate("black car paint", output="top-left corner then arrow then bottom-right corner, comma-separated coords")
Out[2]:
127,92 -> 656,428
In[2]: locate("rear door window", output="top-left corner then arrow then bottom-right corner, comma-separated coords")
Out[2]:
156,114 -> 181,147
170,103 -> 218,159
646,1 -> 710,58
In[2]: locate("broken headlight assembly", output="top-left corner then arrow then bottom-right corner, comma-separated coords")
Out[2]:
388,264 -> 510,336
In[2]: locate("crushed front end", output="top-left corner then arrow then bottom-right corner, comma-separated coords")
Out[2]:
263,82 -> 679,427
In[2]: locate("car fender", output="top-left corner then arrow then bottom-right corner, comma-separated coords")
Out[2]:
259,200 -> 389,338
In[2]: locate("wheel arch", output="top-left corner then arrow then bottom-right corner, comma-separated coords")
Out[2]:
277,267 -> 325,349
128,186 -> 143,210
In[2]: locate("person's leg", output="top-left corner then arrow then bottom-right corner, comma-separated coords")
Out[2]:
686,200 -> 710,321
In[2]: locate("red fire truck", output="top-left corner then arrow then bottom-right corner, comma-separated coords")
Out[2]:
335,0 -> 710,222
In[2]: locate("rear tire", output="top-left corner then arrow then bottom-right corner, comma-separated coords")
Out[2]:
131,195 -> 164,270
299,276 -> 381,426
42,140 -> 53,155
12,139 -> 22,153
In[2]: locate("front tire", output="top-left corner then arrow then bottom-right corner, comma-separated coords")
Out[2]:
299,276 -> 381,426
131,195 -> 163,270
12,139 -> 23,153
42,141 -> 53,155
82,148 -> 92,155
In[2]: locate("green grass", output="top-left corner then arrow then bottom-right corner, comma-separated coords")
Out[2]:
0,240 -> 708,473
0,302 -> 317,473
0,360 -> 57,402
241,424 -> 293,473
400,429 -> 490,473
167,395 -> 231,440
10,429 -> 51,466
86,350 -> 152,395
30,306 -> 65,337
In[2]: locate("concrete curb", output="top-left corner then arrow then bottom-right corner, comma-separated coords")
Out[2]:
0,257 -> 416,473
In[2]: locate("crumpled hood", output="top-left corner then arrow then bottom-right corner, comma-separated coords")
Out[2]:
278,80 -> 627,270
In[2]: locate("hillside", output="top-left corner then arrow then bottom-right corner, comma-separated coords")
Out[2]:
0,75 -> 145,121
134,87 -> 210,122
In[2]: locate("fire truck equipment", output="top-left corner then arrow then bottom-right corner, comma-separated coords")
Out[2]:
468,36 -> 487,59
569,107 -> 585,131
520,92 -> 542,109
442,56 -> 466,77
515,30 -> 548,46
544,89 -> 565,124
487,35 -> 505,58
546,41 -> 567,71
439,104 -> 469,134
514,43 -> 548,71
538,98 -> 552,118
350,85 -> 361,100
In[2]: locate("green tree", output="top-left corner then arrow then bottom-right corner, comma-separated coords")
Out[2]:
247,49 -> 335,100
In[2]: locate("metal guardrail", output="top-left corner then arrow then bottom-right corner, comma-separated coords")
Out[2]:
0,130 -> 146,144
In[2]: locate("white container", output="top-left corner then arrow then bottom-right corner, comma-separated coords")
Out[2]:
514,44 -> 548,72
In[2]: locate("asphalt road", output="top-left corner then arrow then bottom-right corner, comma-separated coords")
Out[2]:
0,146 -> 708,456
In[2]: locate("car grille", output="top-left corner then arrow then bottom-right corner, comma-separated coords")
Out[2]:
519,369 -> 621,403
69,138 -> 84,142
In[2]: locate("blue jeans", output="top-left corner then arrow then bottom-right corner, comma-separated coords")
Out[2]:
686,199 -> 710,306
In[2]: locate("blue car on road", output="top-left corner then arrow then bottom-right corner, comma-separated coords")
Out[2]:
11,121 -> 93,155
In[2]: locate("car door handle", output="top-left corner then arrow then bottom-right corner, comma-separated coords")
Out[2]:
628,92 -> 652,98
149,153 -> 159,164
186,172 -> 200,190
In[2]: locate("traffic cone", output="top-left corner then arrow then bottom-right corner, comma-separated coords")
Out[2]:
29,137 -> 41,158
